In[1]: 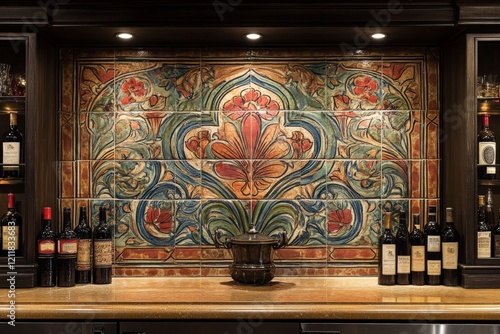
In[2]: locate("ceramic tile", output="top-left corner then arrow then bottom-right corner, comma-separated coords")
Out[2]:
251,62 -> 326,110
326,61 -> 383,111
331,111 -> 382,159
61,161 -> 74,199
160,111 -> 201,160
426,49 -> 440,111
201,160 -> 252,200
90,160 -> 115,198
381,160 -> 409,198
115,245 -> 175,264
300,160 -> 326,200
426,110 -> 439,159
201,64 -> 252,111
78,62 -> 115,112
112,160 -> 176,200
79,112 -> 115,160
274,247 -> 328,262
175,200 -> 201,247
60,112 -> 75,161
326,200 -> 381,247
297,111 -> 329,159
77,160 -> 91,198
59,49 -> 74,112
256,160 -> 304,200
410,160 -> 423,198
200,200 -> 251,248
325,160 -> 382,200
426,159 -> 440,199
380,60 -> 422,111
408,110 -> 423,159
328,246 -> 378,261
115,112 -> 167,160
382,110 -> 411,160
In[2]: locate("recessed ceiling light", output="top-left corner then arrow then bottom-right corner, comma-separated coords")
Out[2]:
371,33 -> 386,39
246,33 -> 262,40
116,33 -> 133,40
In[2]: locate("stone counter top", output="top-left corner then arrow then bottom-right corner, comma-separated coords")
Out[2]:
1,277 -> 500,321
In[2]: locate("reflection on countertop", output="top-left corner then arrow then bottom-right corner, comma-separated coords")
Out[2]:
0,277 -> 498,321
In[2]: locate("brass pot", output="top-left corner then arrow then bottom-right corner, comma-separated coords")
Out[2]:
213,225 -> 287,285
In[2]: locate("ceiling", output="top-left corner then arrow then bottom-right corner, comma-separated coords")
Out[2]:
0,1 -> 498,46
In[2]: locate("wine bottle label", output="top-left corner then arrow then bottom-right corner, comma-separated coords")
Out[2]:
58,239 -> 78,254
38,239 -> 55,255
2,142 -> 21,171
478,231 -> 492,258
442,242 -> 459,269
427,235 -> 441,252
411,245 -> 425,271
1,226 -> 19,251
479,142 -> 496,165
397,255 -> 411,274
495,235 -> 500,257
381,244 -> 396,275
76,239 -> 92,270
94,240 -> 113,268
427,259 -> 441,275
487,166 -> 497,175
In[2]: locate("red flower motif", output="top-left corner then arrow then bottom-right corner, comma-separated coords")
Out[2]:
353,76 -> 378,104
121,77 -> 147,105
328,208 -> 353,235
223,88 -> 279,120
186,130 -> 210,159
290,131 -> 312,158
145,207 -> 173,234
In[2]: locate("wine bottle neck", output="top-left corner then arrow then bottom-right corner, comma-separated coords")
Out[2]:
484,114 -> 490,128
44,219 -> 52,230
7,193 -> 15,209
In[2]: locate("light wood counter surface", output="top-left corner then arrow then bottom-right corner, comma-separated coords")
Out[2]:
2,277 -> 500,321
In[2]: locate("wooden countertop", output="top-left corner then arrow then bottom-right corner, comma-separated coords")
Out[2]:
2,277 -> 500,321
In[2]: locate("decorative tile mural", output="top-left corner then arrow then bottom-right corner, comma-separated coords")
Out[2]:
59,48 -> 439,277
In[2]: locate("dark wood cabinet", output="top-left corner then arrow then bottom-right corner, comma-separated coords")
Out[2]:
0,33 -> 57,288
443,33 -> 500,288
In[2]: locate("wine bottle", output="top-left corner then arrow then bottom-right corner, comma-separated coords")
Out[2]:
93,207 -> 113,284
1,113 -> 23,178
425,206 -> 441,285
494,209 -> 500,258
37,207 -> 56,287
395,210 -> 410,285
486,188 -> 495,229
378,212 -> 396,285
478,113 -> 496,180
74,206 -> 92,284
441,207 -> 460,286
409,213 -> 425,286
0,193 -> 22,257
57,207 -> 78,287
478,195 -> 492,258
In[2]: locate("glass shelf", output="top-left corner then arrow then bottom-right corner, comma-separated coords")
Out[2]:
478,98 -> 500,114
478,180 -> 500,186
0,178 -> 24,185
0,95 -> 25,113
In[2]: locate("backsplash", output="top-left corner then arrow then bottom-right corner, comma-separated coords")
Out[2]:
59,47 -> 439,277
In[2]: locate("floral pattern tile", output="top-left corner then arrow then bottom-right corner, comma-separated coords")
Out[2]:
62,48 -> 440,276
